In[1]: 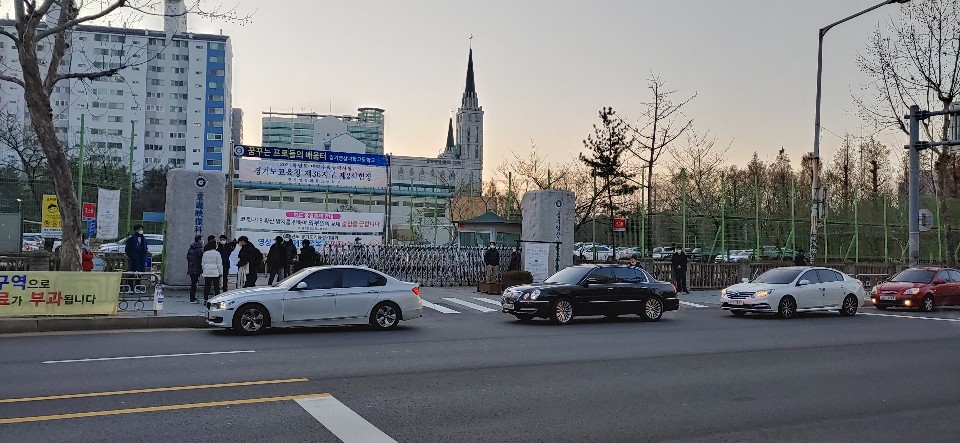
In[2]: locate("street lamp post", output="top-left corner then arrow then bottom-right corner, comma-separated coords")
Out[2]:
810,0 -> 910,265
16,198 -> 22,253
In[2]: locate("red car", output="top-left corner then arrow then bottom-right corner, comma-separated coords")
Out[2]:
870,267 -> 960,311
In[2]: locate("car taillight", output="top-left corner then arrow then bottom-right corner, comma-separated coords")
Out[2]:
412,287 -> 420,296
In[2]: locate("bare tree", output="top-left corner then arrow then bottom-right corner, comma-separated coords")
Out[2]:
624,74 -> 695,250
0,1 -> 248,270
857,0 -> 960,265
0,113 -> 47,204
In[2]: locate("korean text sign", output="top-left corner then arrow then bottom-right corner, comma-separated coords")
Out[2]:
236,207 -> 384,234
0,272 -> 121,316
237,157 -> 389,189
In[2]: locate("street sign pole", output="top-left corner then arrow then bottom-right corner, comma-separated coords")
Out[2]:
908,105 -> 921,267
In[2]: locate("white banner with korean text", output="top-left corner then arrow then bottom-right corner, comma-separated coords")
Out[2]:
236,207 -> 384,234
237,157 -> 388,189
524,243 -> 550,283
96,188 -> 121,240
235,231 -> 382,253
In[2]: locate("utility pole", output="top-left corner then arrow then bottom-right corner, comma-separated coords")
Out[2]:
126,120 -> 135,234
77,114 -> 85,210
908,105 -> 920,267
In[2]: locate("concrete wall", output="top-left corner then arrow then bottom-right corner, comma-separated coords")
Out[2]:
521,190 -> 575,277
163,169 -> 225,285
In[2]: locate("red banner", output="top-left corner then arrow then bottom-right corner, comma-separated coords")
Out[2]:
613,217 -> 627,232
81,203 -> 96,221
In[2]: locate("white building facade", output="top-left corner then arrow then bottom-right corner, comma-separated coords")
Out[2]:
0,1 -> 232,174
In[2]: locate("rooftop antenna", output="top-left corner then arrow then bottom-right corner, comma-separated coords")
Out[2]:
469,33 -> 473,48
329,98 -> 332,114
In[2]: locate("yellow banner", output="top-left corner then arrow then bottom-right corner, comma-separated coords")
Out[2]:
0,272 -> 121,316
41,194 -> 62,238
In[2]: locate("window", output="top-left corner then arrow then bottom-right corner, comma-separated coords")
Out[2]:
111,49 -> 124,56
207,81 -> 223,89
205,146 -> 221,153
171,80 -> 185,87
208,69 -> 225,76
169,158 -> 185,167
948,270 -> 960,282
152,131 -> 164,138
169,106 -> 185,112
205,159 -> 222,167
300,270 -> 337,290
146,104 -> 162,111
172,54 -> 189,61
816,269 -> 841,283
108,102 -> 124,110
170,145 -> 186,152
108,116 -> 123,123
207,120 -> 223,127
615,267 -> 648,284
169,132 -> 186,139
107,142 -> 122,150
208,56 -> 223,63
209,42 -> 225,50
206,133 -> 222,141
146,92 -> 165,98
149,78 -> 165,86
94,48 -> 110,56
145,144 -> 163,151
340,269 -> 386,288
170,119 -> 187,125
799,270 -> 821,284
94,34 -> 108,42
149,66 -> 165,73
207,94 -> 223,101
207,107 -> 223,114
172,67 -> 186,74
148,38 -> 160,46
110,35 -> 126,43
147,118 -> 162,125
587,268 -> 618,284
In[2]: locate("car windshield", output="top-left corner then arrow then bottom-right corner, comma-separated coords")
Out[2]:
891,269 -> 935,284
752,268 -> 803,284
544,267 -> 591,285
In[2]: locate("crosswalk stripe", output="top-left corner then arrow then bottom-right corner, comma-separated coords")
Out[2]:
296,396 -> 397,443
859,312 -> 960,322
421,300 -> 460,314
679,301 -> 709,308
443,297 -> 497,313
472,297 -> 502,307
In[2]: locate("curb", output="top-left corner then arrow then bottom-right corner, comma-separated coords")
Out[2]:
0,315 -> 211,334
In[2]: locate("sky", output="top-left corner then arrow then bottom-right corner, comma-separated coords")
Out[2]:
6,0 -> 915,180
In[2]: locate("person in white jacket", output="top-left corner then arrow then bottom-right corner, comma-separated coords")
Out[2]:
201,241 -> 224,302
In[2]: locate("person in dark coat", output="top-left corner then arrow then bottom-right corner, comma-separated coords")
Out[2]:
236,236 -> 263,287
266,236 -> 288,285
124,224 -> 148,272
186,235 -> 204,303
282,234 -> 297,278
507,247 -> 521,271
483,242 -> 500,283
297,239 -> 318,271
671,249 -> 690,294
218,235 -> 236,290
794,249 -> 808,266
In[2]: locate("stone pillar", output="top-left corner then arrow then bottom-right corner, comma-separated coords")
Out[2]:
521,190 -> 575,281
164,170 -> 226,286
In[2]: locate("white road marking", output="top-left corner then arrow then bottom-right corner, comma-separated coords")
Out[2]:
41,350 -> 256,364
296,395 -> 397,443
679,301 -> 709,308
443,297 -> 497,313
472,297 -> 503,307
858,312 -> 960,322
421,300 -> 460,314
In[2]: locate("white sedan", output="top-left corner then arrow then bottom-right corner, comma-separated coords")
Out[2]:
206,265 -> 423,335
720,266 -> 864,319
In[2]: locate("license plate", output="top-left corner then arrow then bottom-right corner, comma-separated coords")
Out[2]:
879,295 -> 896,301
503,303 -> 514,310
728,300 -> 743,306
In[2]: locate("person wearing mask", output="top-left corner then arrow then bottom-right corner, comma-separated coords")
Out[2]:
629,257 -> 639,267
80,233 -> 94,272
671,249 -> 690,294
124,224 -> 148,272
201,241 -> 224,302
266,236 -> 287,285
186,235 -> 204,303
483,242 -> 500,283
297,239 -> 318,271
236,236 -> 263,288
794,249 -> 808,266
508,247 -> 521,271
282,234 -> 297,278
218,235 -> 236,290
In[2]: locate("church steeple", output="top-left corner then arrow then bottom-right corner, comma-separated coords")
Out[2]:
464,48 -> 476,95
446,118 -> 455,148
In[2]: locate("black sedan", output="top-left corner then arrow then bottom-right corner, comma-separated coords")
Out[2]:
501,264 -> 680,324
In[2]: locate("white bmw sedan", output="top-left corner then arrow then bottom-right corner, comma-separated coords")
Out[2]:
720,266 -> 864,319
206,266 -> 423,335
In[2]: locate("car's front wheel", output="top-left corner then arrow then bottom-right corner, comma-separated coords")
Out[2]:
840,294 -> 859,316
640,297 -> 664,322
370,302 -> 401,330
920,295 -> 935,312
777,296 -> 797,319
549,298 -> 574,325
233,303 -> 270,335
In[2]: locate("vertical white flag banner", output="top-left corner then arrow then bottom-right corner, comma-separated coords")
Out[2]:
97,188 -> 121,240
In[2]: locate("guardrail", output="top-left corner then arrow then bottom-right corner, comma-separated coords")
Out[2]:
118,272 -> 161,314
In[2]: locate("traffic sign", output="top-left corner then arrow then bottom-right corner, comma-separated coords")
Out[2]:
613,217 -> 627,232
82,202 -> 96,220
919,209 -> 934,232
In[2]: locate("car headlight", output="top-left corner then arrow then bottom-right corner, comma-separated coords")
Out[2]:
720,288 -> 727,298
213,301 -> 229,310
521,290 -> 542,301
753,290 -> 769,298
904,288 -> 920,295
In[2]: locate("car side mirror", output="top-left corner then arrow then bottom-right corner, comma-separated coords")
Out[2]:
933,278 -> 946,285
797,279 -> 811,286
294,281 -> 308,290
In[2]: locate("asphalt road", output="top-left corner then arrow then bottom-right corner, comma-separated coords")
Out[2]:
1,296 -> 959,443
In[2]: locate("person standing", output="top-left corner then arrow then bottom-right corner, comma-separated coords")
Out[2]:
671,249 -> 690,294
297,239 -> 318,271
484,242 -> 500,283
236,236 -> 262,287
218,235 -> 236,290
124,224 -> 148,272
282,234 -> 297,278
201,241 -> 223,302
186,235 -> 204,303
266,236 -> 287,285
80,234 -> 94,272
794,249 -> 808,266
507,247 -> 521,271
